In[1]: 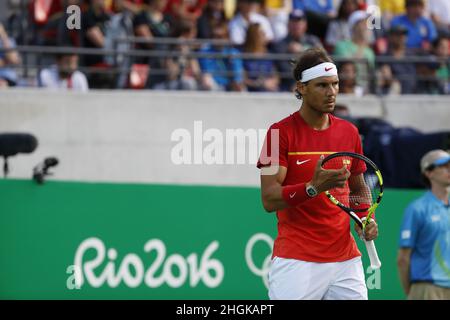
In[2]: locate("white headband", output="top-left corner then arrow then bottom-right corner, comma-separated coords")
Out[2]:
300,62 -> 338,82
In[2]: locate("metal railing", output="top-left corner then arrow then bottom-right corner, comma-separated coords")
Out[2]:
0,36 -> 448,93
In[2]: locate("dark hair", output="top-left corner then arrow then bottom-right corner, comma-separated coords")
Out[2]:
432,35 -> 449,49
337,0 -> 358,20
55,50 -> 77,60
292,48 -> 334,99
243,23 -> 265,53
406,0 -> 424,7
172,19 -> 196,38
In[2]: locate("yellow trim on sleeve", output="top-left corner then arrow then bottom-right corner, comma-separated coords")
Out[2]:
287,152 -> 336,156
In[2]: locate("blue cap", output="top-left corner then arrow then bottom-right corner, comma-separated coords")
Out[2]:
421,149 -> 450,172
434,155 -> 450,166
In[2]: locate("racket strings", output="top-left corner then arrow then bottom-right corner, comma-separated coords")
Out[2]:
322,156 -> 381,211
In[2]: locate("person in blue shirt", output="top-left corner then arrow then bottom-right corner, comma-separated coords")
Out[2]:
398,149 -> 450,300
198,20 -> 245,91
390,0 -> 437,52
293,0 -> 335,17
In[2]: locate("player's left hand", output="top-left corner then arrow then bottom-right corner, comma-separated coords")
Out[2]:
354,219 -> 378,241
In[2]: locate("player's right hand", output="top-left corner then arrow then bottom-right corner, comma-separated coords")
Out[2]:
309,157 -> 350,194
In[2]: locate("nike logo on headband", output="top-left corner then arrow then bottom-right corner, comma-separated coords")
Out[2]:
301,62 -> 338,82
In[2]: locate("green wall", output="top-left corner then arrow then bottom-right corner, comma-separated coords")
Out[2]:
0,179 -> 423,299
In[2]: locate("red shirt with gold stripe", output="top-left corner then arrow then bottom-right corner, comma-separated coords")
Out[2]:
257,112 -> 365,263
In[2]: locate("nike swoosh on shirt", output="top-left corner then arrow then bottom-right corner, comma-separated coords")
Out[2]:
325,67 -> 333,71
296,159 -> 311,165
289,192 -> 296,198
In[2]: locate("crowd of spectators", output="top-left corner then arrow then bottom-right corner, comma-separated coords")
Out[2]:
0,0 -> 448,94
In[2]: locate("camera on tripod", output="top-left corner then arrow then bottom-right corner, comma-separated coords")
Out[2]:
33,157 -> 59,184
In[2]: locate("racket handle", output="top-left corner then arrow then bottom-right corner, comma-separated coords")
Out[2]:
364,240 -> 381,269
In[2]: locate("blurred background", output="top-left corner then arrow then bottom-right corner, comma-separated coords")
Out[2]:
0,0 -> 449,299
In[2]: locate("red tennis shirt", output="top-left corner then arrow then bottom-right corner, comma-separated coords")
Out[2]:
257,112 -> 365,263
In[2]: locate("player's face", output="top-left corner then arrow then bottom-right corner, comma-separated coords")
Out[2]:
299,76 -> 339,113
427,162 -> 450,187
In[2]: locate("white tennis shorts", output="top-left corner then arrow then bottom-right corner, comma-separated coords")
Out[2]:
268,256 -> 368,300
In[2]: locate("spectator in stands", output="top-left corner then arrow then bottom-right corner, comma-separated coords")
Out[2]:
38,52 -> 89,92
415,58 -> 443,95
105,0 -> 138,88
325,0 -> 358,51
7,0 -> 34,45
380,25 -> 416,94
197,0 -> 227,39
229,0 -> 274,46
82,0 -> 111,65
334,10 -> 375,93
338,61 -> 365,96
293,0 -> 337,39
325,0 -> 359,51
154,20 -> 201,90
198,20 -> 245,91
398,149 -> 450,300
428,0 -> 450,35
82,0 -> 112,88
263,0 -> 292,42
390,0 -> 437,52
432,35 -> 449,94
377,0 -> 405,26
110,0 -> 144,14
273,9 -> 323,52
293,0 -> 336,18
164,0 -> 207,23
242,23 -> 279,92
376,64 -> 402,95
415,35 -> 449,95
134,0 -> 172,45
134,0 -> 172,88
29,0 -> 64,32
0,22 -> 20,88
270,9 -> 322,91
36,0 -> 82,47
111,0 -> 144,14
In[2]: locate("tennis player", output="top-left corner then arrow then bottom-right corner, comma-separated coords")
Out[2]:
257,48 -> 378,300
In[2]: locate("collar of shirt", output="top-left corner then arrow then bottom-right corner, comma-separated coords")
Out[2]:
425,190 -> 450,208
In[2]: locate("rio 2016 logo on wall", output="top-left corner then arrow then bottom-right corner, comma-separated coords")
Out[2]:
66,237 -> 224,289
66,235 -> 273,291
66,234 -> 380,292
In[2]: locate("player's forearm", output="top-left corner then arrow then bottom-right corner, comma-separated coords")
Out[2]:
262,182 -> 312,212
261,184 -> 289,212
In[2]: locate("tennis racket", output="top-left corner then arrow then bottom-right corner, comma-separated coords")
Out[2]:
321,152 -> 383,269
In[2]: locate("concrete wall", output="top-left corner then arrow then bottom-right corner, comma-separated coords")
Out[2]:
0,89 -> 449,186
